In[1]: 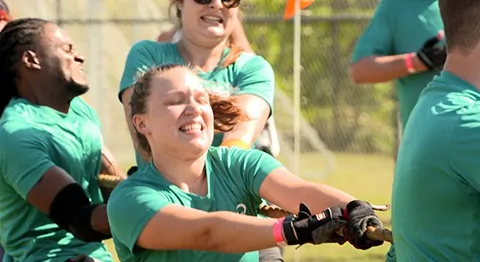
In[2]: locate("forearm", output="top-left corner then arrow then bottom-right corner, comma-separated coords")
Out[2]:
297,184 -> 356,214
204,211 -> 277,253
91,205 -> 110,235
100,148 -> 126,178
222,95 -> 269,146
350,54 -> 428,84
222,120 -> 265,146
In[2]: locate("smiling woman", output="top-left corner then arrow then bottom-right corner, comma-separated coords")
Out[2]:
107,64 -> 387,262
119,1 -> 281,260
128,64 -> 246,157
119,0 -> 274,169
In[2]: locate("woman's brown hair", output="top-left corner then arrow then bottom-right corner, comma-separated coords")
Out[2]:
168,0 -> 243,68
130,64 -> 247,153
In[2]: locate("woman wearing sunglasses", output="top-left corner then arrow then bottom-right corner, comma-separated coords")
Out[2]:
119,0 -> 275,170
156,6 -> 252,53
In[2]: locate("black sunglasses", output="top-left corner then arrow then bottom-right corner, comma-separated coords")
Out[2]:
193,0 -> 241,9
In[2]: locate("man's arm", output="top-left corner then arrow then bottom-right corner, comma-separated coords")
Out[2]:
348,0 -> 431,83
0,128 -> 111,241
28,167 -> 111,237
100,146 -> 126,179
350,54 -> 429,84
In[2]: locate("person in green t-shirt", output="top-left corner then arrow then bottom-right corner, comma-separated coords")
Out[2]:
107,64 -> 388,262
350,2 -> 445,260
350,0 -> 445,130
119,0 -> 276,170
0,18 -> 125,262
120,1 -> 282,259
154,7 -> 282,260
392,0 -> 480,260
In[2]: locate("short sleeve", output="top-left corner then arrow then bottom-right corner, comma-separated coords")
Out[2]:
0,126 -> 55,199
351,0 -> 394,63
107,182 -> 169,252
118,40 -> 158,102
234,56 -> 276,115
228,148 -> 283,198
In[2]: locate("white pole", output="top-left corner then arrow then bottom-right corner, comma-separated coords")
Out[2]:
86,0 -> 104,134
293,0 -> 302,261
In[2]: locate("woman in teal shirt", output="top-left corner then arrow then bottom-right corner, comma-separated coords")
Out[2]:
107,64 -> 385,262
119,0 -> 275,169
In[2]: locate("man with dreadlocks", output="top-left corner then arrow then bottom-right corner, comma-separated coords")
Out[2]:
0,18 -> 123,262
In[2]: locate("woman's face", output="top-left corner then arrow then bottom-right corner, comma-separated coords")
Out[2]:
178,0 -> 239,46
135,67 -> 214,159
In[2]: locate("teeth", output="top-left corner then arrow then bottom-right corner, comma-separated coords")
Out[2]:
180,123 -> 202,132
203,16 -> 222,22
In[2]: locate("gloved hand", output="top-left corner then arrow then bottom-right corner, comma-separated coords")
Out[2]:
417,31 -> 446,71
280,203 -> 348,245
343,200 -> 384,250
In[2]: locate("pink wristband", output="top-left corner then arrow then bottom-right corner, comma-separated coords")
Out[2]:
273,218 -> 286,246
405,52 -> 416,74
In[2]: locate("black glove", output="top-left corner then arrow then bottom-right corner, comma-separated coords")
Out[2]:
417,33 -> 446,71
343,200 -> 384,250
281,203 -> 348,245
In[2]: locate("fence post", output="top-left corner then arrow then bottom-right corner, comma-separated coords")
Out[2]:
86,0 -> 106,139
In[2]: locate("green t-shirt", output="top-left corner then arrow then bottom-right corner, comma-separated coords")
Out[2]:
352,0 -> 444,128
107,147 -> 283,262
392,71 -> 480,260
0,98 -> 112,262
118,41 -> 276,169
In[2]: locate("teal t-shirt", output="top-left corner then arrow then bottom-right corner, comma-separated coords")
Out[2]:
0,98 -> 112,262
118,41 -> 276,169
392,71 -> 480,260
107,147 -> 283,262
352,0 -> 444,129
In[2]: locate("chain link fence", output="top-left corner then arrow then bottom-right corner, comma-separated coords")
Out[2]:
8,0 -> 397,178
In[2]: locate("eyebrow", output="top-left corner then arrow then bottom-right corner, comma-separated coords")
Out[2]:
163,88 -> 207,98
164,90 -> 184,97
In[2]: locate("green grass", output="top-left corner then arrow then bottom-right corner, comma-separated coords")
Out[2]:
105,152 -> 395,262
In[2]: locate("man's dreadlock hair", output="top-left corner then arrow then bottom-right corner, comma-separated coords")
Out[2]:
0,18 -> 51,117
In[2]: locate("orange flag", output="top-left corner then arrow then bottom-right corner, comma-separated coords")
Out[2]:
283,0 -> 315,21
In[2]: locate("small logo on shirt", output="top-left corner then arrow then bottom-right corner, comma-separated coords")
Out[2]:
236,203 -> 247,214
